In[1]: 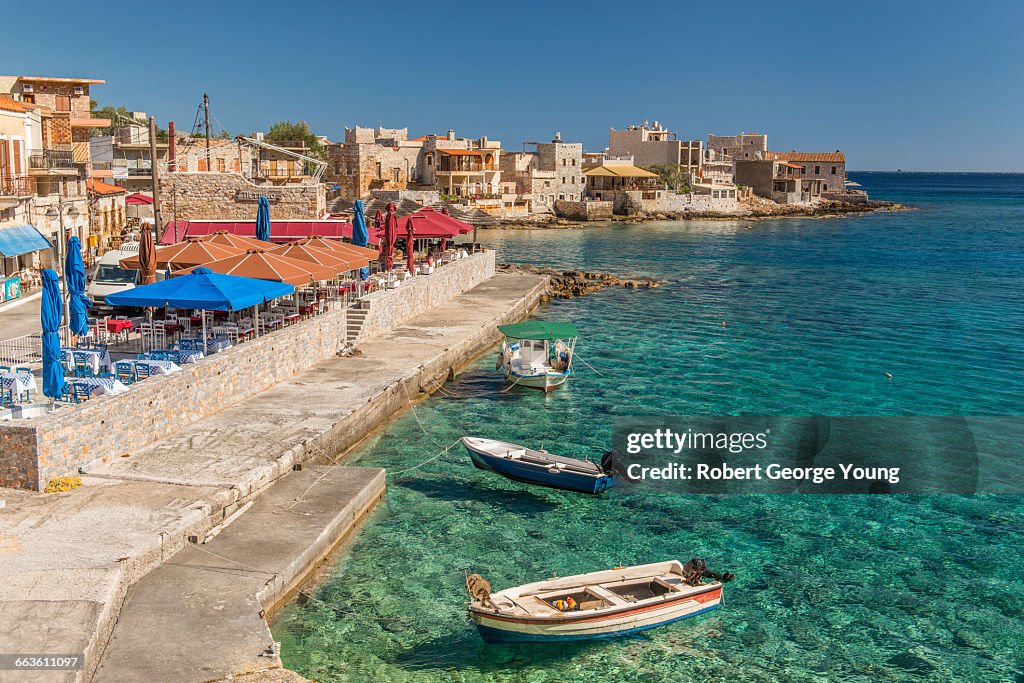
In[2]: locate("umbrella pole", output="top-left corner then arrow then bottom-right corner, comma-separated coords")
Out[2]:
254,305 -> 260,339
202,310 -> 207,346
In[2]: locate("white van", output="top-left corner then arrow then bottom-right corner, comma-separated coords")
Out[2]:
88,242 -> 162,311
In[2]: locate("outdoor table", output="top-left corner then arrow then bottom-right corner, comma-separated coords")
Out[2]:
93,318 -> 134,343
0,372 -> 37,403
68,377 -> 129,397
205,337 -> 232,354
177,350 -> 204,364
131,359 -> 181,375
63,347 -> 111,374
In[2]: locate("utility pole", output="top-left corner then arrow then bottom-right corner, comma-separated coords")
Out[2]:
149,116 -> 163,242
203,93 -> 211,172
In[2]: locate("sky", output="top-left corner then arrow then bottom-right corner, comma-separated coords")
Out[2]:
2,0 -> 1022,171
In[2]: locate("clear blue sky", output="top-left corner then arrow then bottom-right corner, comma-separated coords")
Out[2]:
4,0 -> 1022,171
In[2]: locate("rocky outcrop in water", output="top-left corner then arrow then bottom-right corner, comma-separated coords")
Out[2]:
498,264 -> 663,299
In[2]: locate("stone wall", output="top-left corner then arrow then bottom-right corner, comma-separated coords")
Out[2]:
355,251 -> 496,342
554,199 -> 613,221
159,172 -> 326,221
634,191 -> 740,214
0,254 -> 495,490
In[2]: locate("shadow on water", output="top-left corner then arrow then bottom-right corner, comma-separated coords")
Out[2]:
391,629 -> 598,673
395,476 -> 564,514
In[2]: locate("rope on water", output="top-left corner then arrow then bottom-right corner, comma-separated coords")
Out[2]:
388,438 -> 462,477
572,352 -> 606,377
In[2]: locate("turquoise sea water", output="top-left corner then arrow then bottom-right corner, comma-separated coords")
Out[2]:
275,173 -> 1024,682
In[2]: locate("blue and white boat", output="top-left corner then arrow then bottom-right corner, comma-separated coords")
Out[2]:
496,321 -> 578,392
461,437 -> 615,494
467,559 -> 735,644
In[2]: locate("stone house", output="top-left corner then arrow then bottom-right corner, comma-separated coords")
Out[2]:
735,159 -> 815,204
418,131 -> 502,199
85,178 -> 127,250
609,121 -> 703,180
765,151 -> 846,195
326,127 -> 424,201
707,132 -> 768,163
499,133 -> 583,214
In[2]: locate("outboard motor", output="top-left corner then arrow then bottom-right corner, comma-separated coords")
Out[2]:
599,450 -> 621,475
682,558 -> 736,585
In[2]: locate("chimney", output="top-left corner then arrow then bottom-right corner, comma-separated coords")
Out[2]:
447,129 -> 455,141
168,121 -> 177,171
554,131 -> 562,142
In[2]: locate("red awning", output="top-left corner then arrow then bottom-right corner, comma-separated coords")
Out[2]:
125,192 -> 154,205
159,220 -> 361,245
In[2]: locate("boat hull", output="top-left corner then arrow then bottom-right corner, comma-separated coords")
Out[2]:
465,443 -> 614,494
471,587 -> 722,643
501,362 -> 570,392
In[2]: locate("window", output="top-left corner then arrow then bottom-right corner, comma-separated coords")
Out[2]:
572,159 -> 577,166
831,166 -> 837,174
823,184 -> 828,191
179,161 -> 188,172
376,162 -> 382,178
56,95 -> 71,112
198,158 -> 207,171
393,168 -> 400,182
814,166 -> 820,175
216,158 -> 226,172
561,159 -> 566,166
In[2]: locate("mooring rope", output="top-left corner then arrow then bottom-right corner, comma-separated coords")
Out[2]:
572,352 -> 606,377
388,438 -> 461,477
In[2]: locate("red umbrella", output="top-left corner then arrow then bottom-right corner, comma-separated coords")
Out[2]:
383,202 -> 397,271
439,206 -> 449,251
405,219 -> 415,274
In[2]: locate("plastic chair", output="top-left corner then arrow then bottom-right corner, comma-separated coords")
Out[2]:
0,383 -> 12,407
14,366 -> 31,374
0,365 -> 11,374
134,363 -> 152,381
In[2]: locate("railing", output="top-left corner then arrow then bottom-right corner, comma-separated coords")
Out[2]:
28,146 -> 76,170
0,333 -> 43,365
0,175 -> 33,196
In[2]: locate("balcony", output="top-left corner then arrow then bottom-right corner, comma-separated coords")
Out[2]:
28,146 -> 77,174
0,175 -> 33,197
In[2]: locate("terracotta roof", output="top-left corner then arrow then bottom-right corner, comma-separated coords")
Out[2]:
410,135 -> 435,142
767,151 -> 846,163
87,178 -> 128,195
10,75 -> 104,84
0,98 -> 36,113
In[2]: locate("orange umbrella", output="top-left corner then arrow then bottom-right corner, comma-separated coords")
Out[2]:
301,236 -> 378,261
120,238 -> 243,270
198,230 -> 272,251
268,242 -> 370,274
176,249 -> 337,285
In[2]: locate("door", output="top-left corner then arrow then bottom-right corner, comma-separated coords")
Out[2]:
56,95 -> 71,112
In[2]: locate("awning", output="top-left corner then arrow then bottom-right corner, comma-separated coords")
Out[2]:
498,320 -> 578,341
583,165 -> 659,178
0,224 -> 53,257
160,220 -> 354,245
439,149 -> 482,156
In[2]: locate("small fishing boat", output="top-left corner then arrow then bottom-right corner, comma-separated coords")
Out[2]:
496,321 -> 578,392
467,559 -> 735,644
461,437 -> 615,494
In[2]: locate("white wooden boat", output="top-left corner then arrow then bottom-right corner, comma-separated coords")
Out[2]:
461,436 -> 615,494
467,559 -> 734,643
496,321 -> 577,392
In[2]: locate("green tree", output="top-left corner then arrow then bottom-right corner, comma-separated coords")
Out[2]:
89,101 -> 168,141
641,163 -> 692,193
264,120 -> 325,159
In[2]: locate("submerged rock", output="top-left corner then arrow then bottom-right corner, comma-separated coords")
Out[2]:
497,264 -> 663,299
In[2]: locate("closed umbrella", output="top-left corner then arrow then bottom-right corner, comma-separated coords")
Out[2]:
405,219 -> 416,274
139,224 -> 157,285
351,200 -> 370,281
256,196 -> 271,242
64,236 -> 92,338
40,269 -> 65,400
383,202 -> 397,272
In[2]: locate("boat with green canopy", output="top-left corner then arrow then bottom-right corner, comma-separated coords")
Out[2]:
496,320 -> 578,392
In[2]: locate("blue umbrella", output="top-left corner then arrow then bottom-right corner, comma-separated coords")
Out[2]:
351,200 -> 370,281
104,267 -> 294,311
256,195 -> 271,242
40,269 -> 66,400
64,235 -> 92,338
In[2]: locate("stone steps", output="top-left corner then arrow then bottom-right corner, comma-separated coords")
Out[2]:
345,306 -> 369,343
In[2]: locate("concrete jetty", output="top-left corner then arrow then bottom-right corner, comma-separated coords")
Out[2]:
0,270 -> 549,682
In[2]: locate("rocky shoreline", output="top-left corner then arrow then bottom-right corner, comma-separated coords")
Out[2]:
487,199 -> 913,230
498,263 -> 663,298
